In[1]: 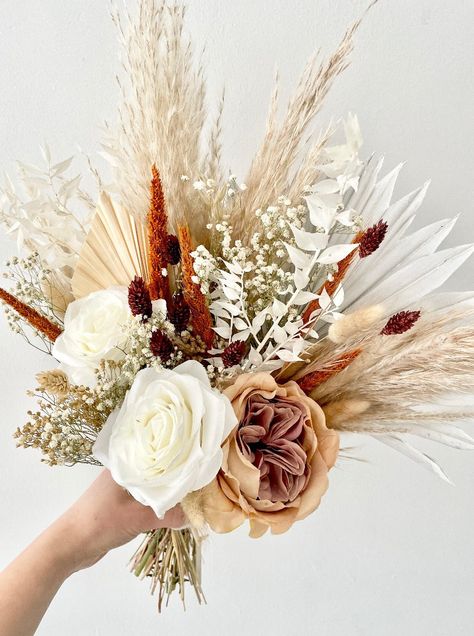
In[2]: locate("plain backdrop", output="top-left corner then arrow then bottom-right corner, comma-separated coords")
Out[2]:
0,1 -> 473,635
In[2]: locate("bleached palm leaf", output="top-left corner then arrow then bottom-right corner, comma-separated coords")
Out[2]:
420,291 -> 474,313
334,162 -> 474,317
351,244 -> 474,315
375,434 -> 452,483
406,422 -> 474,451
71,192 -> 149,299
344,217 -> 459,312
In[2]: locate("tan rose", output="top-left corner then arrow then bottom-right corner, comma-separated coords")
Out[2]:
203,372 -> 339,538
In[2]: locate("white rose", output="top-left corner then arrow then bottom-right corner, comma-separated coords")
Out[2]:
93,361 -> 237,518
52,288 -> 131,386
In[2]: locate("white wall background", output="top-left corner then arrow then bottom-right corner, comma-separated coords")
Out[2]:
0,1 -> 473,635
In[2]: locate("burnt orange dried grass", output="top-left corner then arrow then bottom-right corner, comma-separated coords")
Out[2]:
177,224 -> 214,349
302,231 -> 364,324
147,165 -> 171,303
0,287 -> 62,342
297,348 -> 362,393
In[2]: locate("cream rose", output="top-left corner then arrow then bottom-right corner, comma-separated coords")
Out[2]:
92,361 -> 237,518
52,287 -> 131,386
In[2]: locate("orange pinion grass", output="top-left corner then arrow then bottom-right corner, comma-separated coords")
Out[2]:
297,348 -> 362,393
0,287 -> 62,342
177,224 -> 214,350
147,165 -> 171,304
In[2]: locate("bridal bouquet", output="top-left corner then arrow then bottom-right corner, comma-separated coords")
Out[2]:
1,0 -> 473,610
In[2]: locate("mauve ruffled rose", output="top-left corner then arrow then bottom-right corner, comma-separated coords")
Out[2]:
202,372 -> 339,538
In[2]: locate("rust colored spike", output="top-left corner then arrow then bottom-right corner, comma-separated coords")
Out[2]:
178,224 -> 214,349
302,232 -> 363,324
147,165 -> 171,303
0,287 -> 62,342
297,348 -> 362,393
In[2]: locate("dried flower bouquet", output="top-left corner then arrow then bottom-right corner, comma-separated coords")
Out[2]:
1,0 -> 473,611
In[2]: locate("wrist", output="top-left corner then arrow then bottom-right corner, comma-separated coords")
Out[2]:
40,514 -> 97,578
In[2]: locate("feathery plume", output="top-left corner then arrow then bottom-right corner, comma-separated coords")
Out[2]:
311,315 -> 474,407
0,287 -> 62,342
234,8 -> 375,242
105,1 -> 210,240
182,490 -> 207,533
322,398 -> 371,428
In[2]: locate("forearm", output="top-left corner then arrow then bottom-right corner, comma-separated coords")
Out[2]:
0,471 -> 184,635
0,517 -> 78,636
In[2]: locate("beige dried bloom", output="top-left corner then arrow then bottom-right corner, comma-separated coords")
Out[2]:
36,370 -> 70,399
182,490 -> 207,533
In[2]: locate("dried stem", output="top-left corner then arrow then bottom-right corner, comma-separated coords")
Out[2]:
131,528 -> 205,612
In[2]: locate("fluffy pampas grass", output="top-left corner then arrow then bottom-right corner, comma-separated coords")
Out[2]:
233,3 -> 378,243
103,1 -> 211,242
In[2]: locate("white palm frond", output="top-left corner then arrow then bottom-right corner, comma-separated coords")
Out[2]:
335,161 -> 474,319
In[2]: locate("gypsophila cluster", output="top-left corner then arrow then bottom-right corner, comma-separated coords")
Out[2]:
3,252 -> 66,321
16,385 -> 105,466
119,312 -> 183,382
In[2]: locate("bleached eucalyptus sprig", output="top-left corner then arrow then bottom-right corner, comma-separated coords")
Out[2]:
0,146 -> 94,286
198,116 -> 364,372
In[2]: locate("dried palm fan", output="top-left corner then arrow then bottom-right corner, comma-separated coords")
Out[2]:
71,192 -> 149,299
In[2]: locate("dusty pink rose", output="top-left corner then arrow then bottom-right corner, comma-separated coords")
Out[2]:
203,373 -> 339,537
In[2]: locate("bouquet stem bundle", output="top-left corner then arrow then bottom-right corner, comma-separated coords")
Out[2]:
131,528 -> 204,611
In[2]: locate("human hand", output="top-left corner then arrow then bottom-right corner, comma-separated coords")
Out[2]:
0,469 -> 186,636
51,469 -> 186,574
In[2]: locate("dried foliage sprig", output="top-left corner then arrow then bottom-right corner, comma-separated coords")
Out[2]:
303,231 -> 364,323
0,148 -> 94,291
